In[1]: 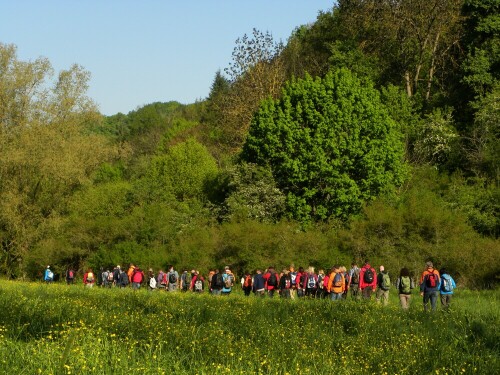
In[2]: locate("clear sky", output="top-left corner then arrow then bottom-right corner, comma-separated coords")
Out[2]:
1,1 -> 334,115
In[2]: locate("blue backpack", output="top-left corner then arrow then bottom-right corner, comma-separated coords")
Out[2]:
441,274 -> 454,292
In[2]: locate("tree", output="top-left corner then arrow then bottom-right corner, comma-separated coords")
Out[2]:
209,29 -> 286,155
150,138 -> 218,202
0,44 -> 117,277
242,69 -> 407,222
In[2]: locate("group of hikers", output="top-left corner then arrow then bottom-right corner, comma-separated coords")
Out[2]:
45,260 -> 456,311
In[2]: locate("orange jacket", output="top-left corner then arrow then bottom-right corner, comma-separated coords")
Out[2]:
327,271 -> 345,294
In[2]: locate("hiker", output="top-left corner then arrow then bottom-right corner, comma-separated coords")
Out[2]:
147,268 -> 157,291
241,271 -> 253,296
127,264 -> 136,284
252,269 -> 265,297
340,266 -> 350,299
305,266 -> 318,297
103,269 -> 113,288
157,269 -> 167,290
439,268 -> 456,311
65,268 -> 75,285
396,267 -> 414,310
113,266 -> 121,286
359,260 -> 377,300
83,268 -> 95,288
289,265 -> 298,299
420,261 -> 441,311
44,266 -> 54,283
317,269 -> 326,298
349,263 -> 361,299
327,265 -> 345,301
166,265 -> 179,292
131,267 -> 145,290
279,269 -> 292,298
210,269 -> 224,296
192,271 -> 205,293
263,266 -> 279,298
376,266 -> 391,306
296,267 -> 307,298
222,268 -> 235,295
119,269 -> 129,288
321,270 -> 330,299
180,270 -> 191,292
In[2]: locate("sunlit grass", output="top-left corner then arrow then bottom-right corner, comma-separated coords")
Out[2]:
0,280 -> 498,374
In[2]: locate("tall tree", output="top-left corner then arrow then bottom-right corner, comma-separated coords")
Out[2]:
0,44 -> 117,277
242,69 -> 407,222
209,29 -> 286,155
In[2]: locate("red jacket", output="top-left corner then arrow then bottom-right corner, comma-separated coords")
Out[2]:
132,270 -> 144,283
263,271 -> 279,290
359,264 -> 377,290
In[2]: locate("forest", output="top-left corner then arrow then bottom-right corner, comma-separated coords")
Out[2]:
0,0 -> 498,287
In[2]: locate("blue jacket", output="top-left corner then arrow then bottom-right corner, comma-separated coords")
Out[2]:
252,273 -> 265,292
44,268 -> 53,281
439,274 -> 456,295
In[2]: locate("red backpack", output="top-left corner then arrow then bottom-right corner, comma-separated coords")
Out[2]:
426,272 -> 438,288
243,275 -> 252,288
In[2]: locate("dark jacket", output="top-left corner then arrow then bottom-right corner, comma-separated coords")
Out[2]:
252,273 -> 265,292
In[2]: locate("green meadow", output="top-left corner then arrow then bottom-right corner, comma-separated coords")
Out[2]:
0,281 -> 498,374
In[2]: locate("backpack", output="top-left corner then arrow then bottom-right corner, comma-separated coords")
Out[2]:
107,272 -> 114,282
290,272 -> 297,285
120,272 -> 129,285
426,272 -> 438,289
351,269 -> 360,284
243,275 -> 252,288
267,273 -> 277,287
149,277 -> 157,289
400,276 -> 411,294
47,270 -> 54,280
224,274 -> 234,288
161,273 -> 168,285
307,274 -> 317,289
318,275 -> 324,289
194,278 -> 203,291
87,272 -> 94,282
333,272 -> 343,288
215,273 -> 224,288
441,274 -> 454,293
363,268 -> 374,284
169,272 -> 177,284
299,273 -> 307,288
284,278 -> 291,289
183,273 -> 192,290
68,270 -> 74,279
381,273 -> 391,290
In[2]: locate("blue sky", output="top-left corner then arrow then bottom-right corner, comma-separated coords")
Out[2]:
1,1 -> 334,115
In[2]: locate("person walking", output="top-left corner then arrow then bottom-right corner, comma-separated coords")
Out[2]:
83,268 -> 95,288
252,269 -> 265,297
420,261 -> 440,311
327,265 -> 345,301
44,266 -> 54,283
439,268 -> 456,311
396,267 -> 414,310
349,263 -> 361,299
359,260 -> 377,300
376,266 -> 391,306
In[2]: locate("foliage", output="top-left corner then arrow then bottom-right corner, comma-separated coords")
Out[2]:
242,69 -> 407,222
0,44 -> 117,278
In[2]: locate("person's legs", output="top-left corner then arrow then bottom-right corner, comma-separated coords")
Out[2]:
430,291 -> 438,311
424,293 -> 431,311
399,294 -> 409,309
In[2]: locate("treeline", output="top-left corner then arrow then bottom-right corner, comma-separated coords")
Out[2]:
0,0 -> 498,287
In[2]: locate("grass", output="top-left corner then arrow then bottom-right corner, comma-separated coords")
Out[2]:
0,280 -> 498,374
